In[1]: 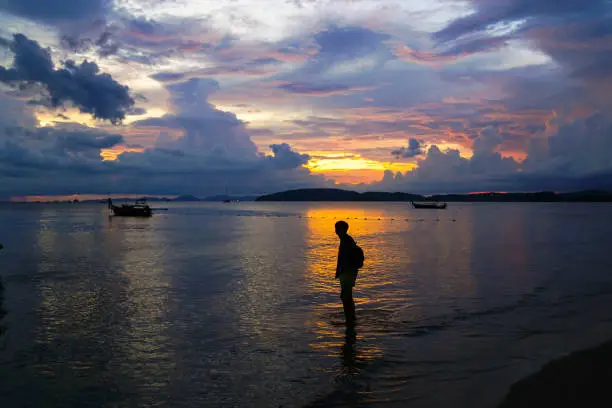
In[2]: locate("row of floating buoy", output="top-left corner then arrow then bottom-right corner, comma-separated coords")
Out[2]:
234,214 -> 457,222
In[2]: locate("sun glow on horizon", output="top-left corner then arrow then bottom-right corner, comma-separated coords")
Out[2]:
305,153 -> 416,183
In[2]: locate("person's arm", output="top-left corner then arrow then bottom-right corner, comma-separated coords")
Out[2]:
337,236 -> 353,274
336,241 -> 345,277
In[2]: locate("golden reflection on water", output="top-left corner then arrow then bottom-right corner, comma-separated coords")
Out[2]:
303,205 -> 402,297
304,206 -> 388,368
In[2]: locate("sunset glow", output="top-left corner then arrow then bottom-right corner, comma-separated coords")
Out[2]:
0,0 -> 611,199
101,146 -> 146,161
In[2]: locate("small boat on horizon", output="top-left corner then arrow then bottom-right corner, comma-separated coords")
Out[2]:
108,198 -> 153,217
411,201 -> 447,209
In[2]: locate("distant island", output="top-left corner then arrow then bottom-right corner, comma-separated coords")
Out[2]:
171,194 -> 257,202
9,189 -> 612,204
256,188 -> 612,202
9,194 -> 258,204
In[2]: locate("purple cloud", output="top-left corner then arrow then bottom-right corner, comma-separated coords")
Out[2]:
268,143 -> 310,169
0,34 -> 135,123
278,82 -> 353,95
392,138 -> 424,159
314,25 -> 391,58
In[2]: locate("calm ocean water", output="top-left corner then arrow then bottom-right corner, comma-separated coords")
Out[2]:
1,201 -> 612,407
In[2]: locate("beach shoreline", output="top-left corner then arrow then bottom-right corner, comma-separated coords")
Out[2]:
498,339 -> 612,407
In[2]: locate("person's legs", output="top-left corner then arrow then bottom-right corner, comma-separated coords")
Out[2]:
339,273 -> 356,323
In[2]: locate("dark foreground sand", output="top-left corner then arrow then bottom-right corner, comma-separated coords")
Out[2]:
498,339 -> 612,407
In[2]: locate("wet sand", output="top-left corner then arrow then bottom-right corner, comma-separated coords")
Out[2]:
499,339 -> 612,407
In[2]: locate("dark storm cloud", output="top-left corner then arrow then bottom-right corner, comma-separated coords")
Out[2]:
0,125 -> 123,173
0,136 -> 326,196
268,143 -> 310,169
60,26 -> 121,58
0,103 -> 325,196
0,34 -> 135,123
56,132 -> 123,151
391,138 -> 424,159
0,0 -> 111,22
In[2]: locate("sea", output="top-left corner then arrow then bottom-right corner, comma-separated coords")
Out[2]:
1,201 -> 612,407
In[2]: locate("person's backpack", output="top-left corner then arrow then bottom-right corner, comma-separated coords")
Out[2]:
349,243 -> 365,269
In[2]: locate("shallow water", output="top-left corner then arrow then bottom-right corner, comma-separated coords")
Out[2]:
1,202 -> 612,407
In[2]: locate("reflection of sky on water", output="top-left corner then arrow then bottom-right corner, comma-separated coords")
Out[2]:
304,206 -> 386,368
2,202 -> 612,407
30,209 -> 176,405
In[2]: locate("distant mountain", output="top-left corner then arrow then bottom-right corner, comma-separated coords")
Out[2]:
137,197 -> 172,202
172,195 -> 201,202
256,188 -> 424,202
430,192 -> 561,202
257,188 -> 612,202
202,195 -> 258,202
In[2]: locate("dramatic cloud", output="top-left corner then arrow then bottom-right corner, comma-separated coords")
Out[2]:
0,34 -> 135,123
135,78 -> 258,158
434,0 -> 597,43
0,124 -> 123,176
391,138 -> 424,159
0,116 -> 324,197
268,143 -> 310,169
314,25 -> 391,60
377,113 -> 612,193
434,0 -> 612,89
523,113 -> 612,177
2,1 -> 612,197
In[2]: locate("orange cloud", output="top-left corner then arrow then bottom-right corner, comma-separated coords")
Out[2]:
305,153 -> 416,184
101,145 -> 146,161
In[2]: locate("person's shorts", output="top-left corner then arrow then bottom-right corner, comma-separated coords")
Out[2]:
339,270 -> 357,289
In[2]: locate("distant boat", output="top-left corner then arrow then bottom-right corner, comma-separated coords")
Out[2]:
411,201 -> 447,209
108,198 -> 152,217
223,199 -> 239,203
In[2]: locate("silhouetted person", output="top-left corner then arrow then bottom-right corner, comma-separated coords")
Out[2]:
335,221 -> 361,324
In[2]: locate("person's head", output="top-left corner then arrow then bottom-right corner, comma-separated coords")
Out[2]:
335,220 -> 349,237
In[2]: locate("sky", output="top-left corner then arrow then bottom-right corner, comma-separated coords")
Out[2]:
0,0 -> 611,199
